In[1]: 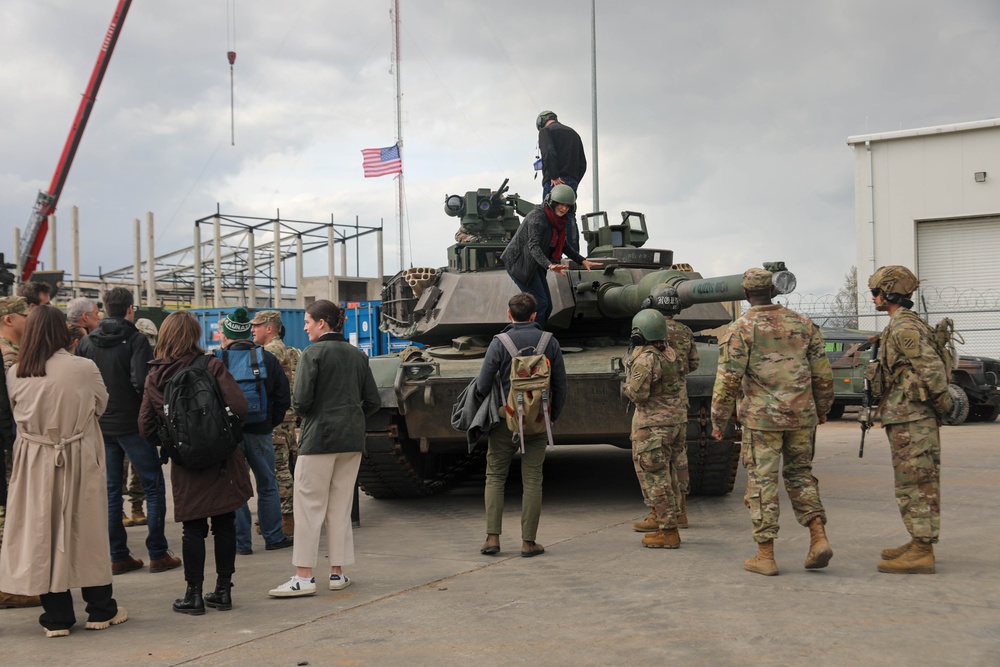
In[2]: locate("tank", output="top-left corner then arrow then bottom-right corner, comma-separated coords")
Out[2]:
362,180 -> 797,498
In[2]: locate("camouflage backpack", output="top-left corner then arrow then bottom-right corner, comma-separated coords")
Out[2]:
496,332 -> 555,453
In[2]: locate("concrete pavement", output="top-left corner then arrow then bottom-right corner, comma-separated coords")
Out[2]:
2,418 -> 999,666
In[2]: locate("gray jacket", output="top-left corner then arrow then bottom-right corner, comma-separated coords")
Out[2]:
500,205 -> 587,284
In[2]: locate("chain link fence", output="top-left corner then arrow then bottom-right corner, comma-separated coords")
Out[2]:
776,287 -> 1000,360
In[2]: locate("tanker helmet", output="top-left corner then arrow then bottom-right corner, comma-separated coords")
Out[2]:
631,309 -> 667,343
536,110 -> 558,131
642,286 -> 682,315
548,183 -> 577,207
868,265 -> 919,296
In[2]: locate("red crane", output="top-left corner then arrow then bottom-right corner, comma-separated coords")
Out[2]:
19,0 -> 133,282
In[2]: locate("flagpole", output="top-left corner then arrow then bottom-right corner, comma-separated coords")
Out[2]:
392,0 -> 404,272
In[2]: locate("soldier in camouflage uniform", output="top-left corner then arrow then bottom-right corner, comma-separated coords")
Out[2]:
623,309 -> 685,549
0,296 -> 41,608
251,310 -> 302,537
633,287 -> 700,532
710,269 -> 834,576
867,266 -> 953,575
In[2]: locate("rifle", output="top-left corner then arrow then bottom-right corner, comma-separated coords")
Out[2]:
858,336 -> 880,458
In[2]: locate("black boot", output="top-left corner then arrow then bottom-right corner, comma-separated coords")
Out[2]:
204,578 -> 233,611
172,583 -> 205,615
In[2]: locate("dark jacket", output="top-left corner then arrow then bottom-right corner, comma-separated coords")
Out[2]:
293,332 -> 381,456
451,375 -> 504,451
138,352 -> 253,523
538,120 -> 587,185
474,321 -> 567,421
76,317 -> 152,436
0,368 -> 10,504
217,340 -> 290,435
500,205 -> 587,284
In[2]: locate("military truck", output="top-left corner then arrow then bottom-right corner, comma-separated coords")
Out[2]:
823,328 -> 999,422
361,180 -> 798,499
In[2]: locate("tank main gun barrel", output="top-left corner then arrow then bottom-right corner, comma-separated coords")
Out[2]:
597,266 -> 796,318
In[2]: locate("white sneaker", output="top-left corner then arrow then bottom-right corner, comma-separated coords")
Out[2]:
329,573 -> 351,591
268,576 -> 316,597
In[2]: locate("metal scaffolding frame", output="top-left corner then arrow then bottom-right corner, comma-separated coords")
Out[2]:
95,206 -> 383,308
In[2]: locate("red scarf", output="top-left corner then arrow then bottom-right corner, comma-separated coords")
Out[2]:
545,206 -> 568,261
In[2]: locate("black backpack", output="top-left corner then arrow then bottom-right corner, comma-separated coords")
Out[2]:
159,355 -> 242,469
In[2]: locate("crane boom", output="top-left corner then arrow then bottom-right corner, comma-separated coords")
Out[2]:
19,0 -> 133,282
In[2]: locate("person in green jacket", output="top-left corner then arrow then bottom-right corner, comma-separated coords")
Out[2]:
268,300 -> 381,598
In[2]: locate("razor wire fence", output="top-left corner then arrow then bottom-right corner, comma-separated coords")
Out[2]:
775,287 -> 1000,360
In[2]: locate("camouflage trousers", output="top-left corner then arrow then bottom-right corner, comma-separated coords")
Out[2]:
742,427 -> 826,543
121,455 -> 145,510
273,422 -> 298,515
884,417 -> 940,544
631,424 -> 685,529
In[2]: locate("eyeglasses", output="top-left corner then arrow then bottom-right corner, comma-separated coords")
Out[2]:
870,288 -> 882,297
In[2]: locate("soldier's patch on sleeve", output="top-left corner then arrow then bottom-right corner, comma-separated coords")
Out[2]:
898,330 -> 921,358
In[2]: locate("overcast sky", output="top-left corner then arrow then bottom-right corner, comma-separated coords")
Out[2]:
3,0 -> 1000,296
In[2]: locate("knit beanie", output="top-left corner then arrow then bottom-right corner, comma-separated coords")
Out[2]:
222,307 -> 252,340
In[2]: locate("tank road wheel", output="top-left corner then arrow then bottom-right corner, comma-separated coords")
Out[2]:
360,411 -> 485,499
685,397 -> 741,496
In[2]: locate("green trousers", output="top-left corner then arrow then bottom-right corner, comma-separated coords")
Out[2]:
484,421 -> 548,542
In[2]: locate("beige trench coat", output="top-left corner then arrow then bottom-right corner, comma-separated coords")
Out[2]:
0,350 -> 112,595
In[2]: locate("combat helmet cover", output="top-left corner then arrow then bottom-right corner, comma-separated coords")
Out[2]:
868,265 -> 919,296
631,309 -> 667,342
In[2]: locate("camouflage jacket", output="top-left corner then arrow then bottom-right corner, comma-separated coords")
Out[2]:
666,317 -> 699,404
264,338 -> 302,422
623,344 -> 685,429
873,308 -> 951,425
710,304 -> 833,432
0,335 -> 18,374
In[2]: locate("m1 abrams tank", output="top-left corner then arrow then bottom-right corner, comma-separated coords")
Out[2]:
362,180 -> 797,499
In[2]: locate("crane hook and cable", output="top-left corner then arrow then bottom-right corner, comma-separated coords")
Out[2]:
227,0 -> 237,146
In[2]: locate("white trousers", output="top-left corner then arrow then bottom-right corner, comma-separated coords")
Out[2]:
291,452 -> 362,570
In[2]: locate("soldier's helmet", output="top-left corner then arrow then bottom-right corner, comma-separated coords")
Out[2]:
631,309 -> 667,343
868,265 -> 919,296
548,184 -> 576,207
641,286 -> 682,315
536,110 -> 558,131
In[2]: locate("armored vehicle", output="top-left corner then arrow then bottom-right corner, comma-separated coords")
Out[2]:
823,327 -> 999,423
362,180 -> 798,499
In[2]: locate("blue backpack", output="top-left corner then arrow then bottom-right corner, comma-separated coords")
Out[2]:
216,345 -> 269,425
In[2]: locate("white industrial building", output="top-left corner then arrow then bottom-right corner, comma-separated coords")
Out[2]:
848,118 -> 1000,356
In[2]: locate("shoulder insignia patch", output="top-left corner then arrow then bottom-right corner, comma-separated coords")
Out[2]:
898,329 -> 920,358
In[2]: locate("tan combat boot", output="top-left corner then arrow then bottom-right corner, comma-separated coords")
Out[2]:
877,541 -> 936,574
0,591 -> 42,608
632,509 -> 658,533
804,517 -> 833,569
677,495 -> 689,529
642,527 -> 681,549
282,514 -> 295,538
880,539 -> 914,560
745,540 -> 779,576
121,512 -> 134,528
131,505 -> 147,526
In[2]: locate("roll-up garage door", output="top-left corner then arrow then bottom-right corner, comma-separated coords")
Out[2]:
917,217 -> 1000,357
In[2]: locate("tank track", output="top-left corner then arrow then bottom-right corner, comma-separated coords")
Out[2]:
360,411 -> 486,499
685,397 -> 741,496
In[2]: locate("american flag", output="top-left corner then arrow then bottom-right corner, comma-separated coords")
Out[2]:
361,144 -> 403,178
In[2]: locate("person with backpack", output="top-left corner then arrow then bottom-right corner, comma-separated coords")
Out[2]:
216,308 -> 292,555
867,265 -> 956,575
474,292 -> 567,558
139,311 -> 252,615
268,300 -> 380,598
